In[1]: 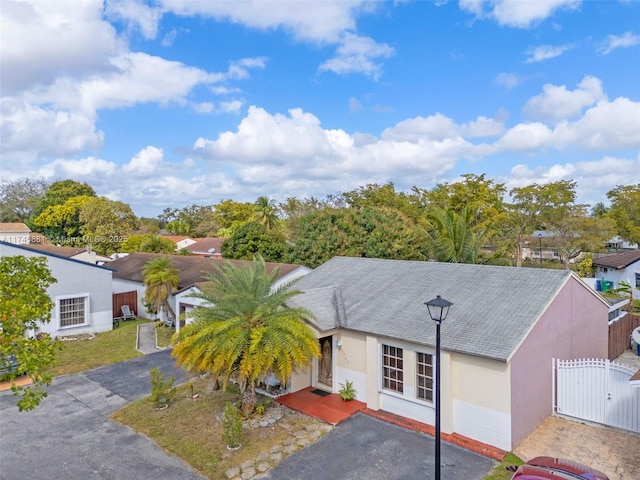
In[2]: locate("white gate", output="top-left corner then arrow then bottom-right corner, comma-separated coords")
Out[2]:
553,358 -> 640,433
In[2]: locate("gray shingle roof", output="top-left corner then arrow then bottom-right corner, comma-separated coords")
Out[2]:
592,250 -> 640,269
288,257 -> 577,362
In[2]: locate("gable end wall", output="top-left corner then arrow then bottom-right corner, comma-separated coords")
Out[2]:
509,276 -> 608,448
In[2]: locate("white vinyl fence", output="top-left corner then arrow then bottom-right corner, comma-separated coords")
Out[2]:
553,358 -> 640,433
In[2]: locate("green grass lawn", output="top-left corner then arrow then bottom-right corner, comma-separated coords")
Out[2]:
46,318 -> 148,377
155,322 -> 175,349
111,378 -> 328,479
484,453 -> 523,480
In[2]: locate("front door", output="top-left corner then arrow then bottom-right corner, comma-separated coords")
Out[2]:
317,336 -> 333,390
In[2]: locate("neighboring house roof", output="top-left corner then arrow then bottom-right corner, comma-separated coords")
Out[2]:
19,243 -> 90,258
186,237 -> 226,255
592,250 -> 640,269
109,252 -> 305,291
161,235 -> 193,243
0,222 -> 31,232
288,257 -> 600,363
0,241 -> 114,271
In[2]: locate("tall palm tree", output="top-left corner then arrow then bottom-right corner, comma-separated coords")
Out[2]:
142,257 -> 180,322
426,206 -> 487,264
253,196 -> 279,231
172,257 -> 320,416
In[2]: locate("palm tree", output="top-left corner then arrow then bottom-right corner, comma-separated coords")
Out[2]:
253,196 -> 279,231
172,257 -> 320,416
426,206 -> 487,264
142,257 -> 180,322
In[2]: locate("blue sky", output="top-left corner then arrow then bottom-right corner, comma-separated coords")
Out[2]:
1,0 -> 639,218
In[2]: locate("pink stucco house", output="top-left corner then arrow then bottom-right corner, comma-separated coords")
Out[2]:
285,257 -> 609,452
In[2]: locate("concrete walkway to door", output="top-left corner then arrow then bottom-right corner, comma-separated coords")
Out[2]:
514,416 -> 640,480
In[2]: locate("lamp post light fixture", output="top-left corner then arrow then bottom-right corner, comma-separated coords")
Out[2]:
424,295 -> 453,480
538,233 -> 543,266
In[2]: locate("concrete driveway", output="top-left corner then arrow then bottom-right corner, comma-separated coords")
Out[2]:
0,351 -> 204,480
263,413 -> 497,480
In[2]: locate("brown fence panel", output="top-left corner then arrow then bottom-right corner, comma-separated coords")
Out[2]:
609,313 -> 640,360
112,291 -> 138,318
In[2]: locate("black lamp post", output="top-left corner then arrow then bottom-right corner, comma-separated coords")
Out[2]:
424,295 -> 453,480
538,233 -> 543,266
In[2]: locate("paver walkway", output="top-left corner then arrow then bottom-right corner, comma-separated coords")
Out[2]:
514,416 -> 640,480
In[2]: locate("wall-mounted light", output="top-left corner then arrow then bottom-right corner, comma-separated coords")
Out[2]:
336,340 -> 343,350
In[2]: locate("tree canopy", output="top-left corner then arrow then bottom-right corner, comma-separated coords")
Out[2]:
0,256 -> 58,411
172,258 -> 320,416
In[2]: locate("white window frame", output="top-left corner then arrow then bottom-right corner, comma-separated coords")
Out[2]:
416,351 -> 434,404
56,293 -> 90,329
381,344 -> 404,394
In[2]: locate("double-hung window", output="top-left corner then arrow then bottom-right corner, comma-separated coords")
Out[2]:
416,352 -> 434,402
58,294 -> 89,328
382,345 -> 403,393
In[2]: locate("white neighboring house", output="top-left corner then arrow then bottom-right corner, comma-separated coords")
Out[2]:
0,241 -> 114,337
20,243 -> 113,265
161,235 -> 198,251
174,263 -> 311,333
108,252 -> 311,325
0,223 -> 32,245
592,249 -> 640,299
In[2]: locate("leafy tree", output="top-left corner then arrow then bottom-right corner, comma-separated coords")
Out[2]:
606,184 -> 640,245
414,174 -> 507,231
212,199 -> 254,237
32,179 -> 95,220
545,206 -> 614,269
221,221 -> 288,262
426,206 -> 489,263
507,181 -> 576,267
157,204 -> 217,237
31,195 -> 93,244
590,202 -> 609,218
79,197 -> 140,254
121,234 -> 176,254
142,257 -> 180,322
342,182 -> 423,223
288,206 -> 428,268
172,258 -> 320,416
0,178 -> 50,222
253,196 -> 280,231
136,217 -> 161,234
0,256 -> 58,411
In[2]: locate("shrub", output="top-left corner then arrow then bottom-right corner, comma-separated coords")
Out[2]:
149,368 -> 176,408
222,402 -> 243,448
338,380 -> 357,401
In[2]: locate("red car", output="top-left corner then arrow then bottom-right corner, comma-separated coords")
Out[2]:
509,456 -> 609,480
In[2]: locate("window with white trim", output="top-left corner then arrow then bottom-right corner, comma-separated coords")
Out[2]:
416,352 -> 434,402
382,344 -> 403,393
58,295 -> 89,328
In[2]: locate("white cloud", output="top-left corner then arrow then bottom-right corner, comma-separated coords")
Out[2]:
158,0 -> 366,44
37,157 -> 118,179
105,0 -> 163,40
460,0 -> 581,28
598,31 -> 640,55
0,0 -> 124,95
523,76 -> 606,123
349,97 -> 363,113
462,116 -> 506,138
122,146 -> 164,177
381,113 -> 460,142
494,72 -> 521,89
318,33 -> 395,80
524,44 -> 573,63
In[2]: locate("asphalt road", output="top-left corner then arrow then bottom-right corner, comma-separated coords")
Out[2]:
1,350 -> 497,480
0,350 -> 203,480
264,413 -> 497,480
